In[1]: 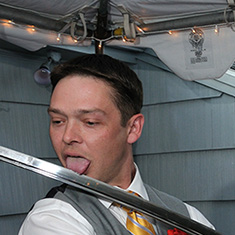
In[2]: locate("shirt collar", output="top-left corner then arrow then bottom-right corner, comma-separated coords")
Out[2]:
99,163 -> 148,208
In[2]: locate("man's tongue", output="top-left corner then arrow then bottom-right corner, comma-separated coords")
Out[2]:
66,157 -> 90,174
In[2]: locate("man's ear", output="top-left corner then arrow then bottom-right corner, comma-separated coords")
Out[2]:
127,113 -> 144,144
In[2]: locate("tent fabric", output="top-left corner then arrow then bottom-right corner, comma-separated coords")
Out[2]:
0,0 -> 234,80
0,0 -> 228,22
139,26 -> 235,80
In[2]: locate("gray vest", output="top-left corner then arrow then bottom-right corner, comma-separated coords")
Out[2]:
47,184 -> 189,235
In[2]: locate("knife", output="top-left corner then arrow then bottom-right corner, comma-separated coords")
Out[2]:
0,146 -> 220,235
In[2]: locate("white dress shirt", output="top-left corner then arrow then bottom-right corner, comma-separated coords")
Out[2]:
19,166 -> 214,235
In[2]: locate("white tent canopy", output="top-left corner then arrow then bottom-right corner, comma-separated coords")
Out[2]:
0,0 -> 234,80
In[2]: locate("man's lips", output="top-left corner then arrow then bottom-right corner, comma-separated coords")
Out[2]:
65,155 -> 91,175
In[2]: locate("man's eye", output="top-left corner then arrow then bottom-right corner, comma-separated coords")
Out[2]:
87,121 -> 95,126
86,121 -> 99,127
52,120 -> 63,125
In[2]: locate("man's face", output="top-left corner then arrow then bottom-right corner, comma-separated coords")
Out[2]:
48,75 -> 135,187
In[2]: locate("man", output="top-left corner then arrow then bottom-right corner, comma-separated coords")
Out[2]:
19,54 -> 214,234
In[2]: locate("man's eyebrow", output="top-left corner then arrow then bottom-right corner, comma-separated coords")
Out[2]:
47,107 -> 65,115
75,109 -> 106,116
47,107 -> 106,116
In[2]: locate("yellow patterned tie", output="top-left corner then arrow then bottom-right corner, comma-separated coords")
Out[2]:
119,191 -> 156,235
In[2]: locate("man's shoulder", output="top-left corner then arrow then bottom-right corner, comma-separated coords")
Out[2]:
144,183 -> 190,217
144,183 -> 182,201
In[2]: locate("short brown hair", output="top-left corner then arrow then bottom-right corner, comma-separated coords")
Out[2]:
50,54 -> 143,126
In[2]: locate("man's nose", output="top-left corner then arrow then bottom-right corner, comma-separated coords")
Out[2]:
62,121 -> 83,144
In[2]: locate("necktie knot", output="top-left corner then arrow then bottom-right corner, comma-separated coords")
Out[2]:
116,190 -> 156,235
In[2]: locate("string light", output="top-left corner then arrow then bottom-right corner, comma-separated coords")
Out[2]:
0,17 -> 227,47
26,25 -> 36,33
0,18 -> 92,46
98,41 -> 102,49
136,26 -> 144,34
56,33 -> 61,42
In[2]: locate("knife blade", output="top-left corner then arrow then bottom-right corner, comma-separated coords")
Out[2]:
0,146 -> 220,235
